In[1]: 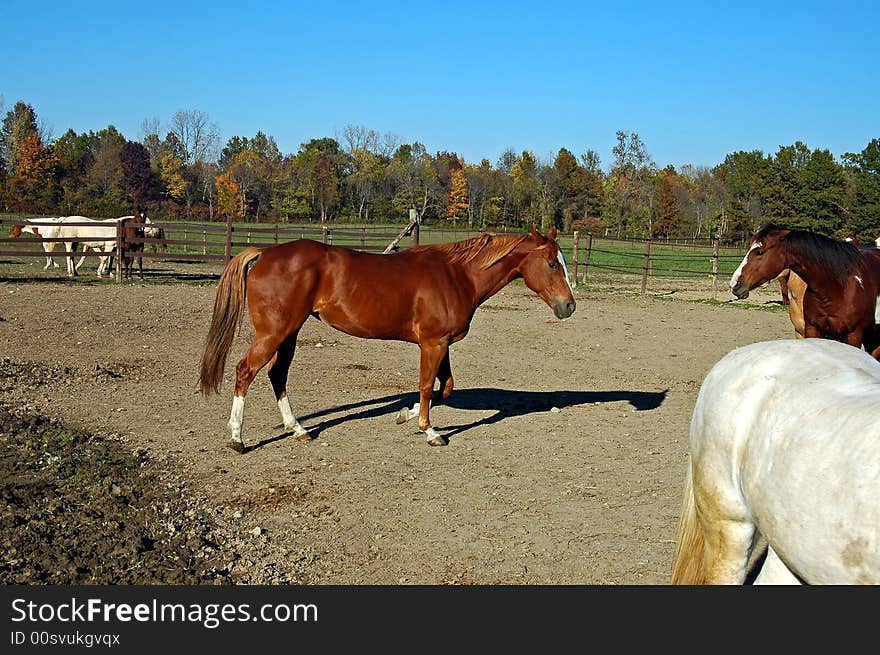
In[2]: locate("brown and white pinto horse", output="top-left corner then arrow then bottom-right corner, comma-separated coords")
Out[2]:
730,223 -> 880,357
7,217 -> 66,269
199,226 -> 576,451
775,233 -> 860,339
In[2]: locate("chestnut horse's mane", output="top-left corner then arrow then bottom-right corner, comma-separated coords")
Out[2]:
409,232 -> 535,270
756,223 -> 865,284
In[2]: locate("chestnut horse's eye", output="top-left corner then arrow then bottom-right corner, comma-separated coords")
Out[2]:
755,250 -> 764,257
549,261 -> 558,270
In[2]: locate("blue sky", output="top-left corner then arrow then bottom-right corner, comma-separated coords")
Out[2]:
3,1 -> 877,170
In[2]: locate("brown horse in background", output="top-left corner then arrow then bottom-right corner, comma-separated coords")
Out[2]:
730,224 -> 880,357
120,213 -> 146,281
775,234 -> 860,339
199,226 -> 576,451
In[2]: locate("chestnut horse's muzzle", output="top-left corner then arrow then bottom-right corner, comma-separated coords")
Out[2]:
730,281 -> 750,299
554,298 -> 576,319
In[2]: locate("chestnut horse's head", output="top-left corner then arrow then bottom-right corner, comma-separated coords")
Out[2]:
519,225 -> 576,319
729,224 -> 791,299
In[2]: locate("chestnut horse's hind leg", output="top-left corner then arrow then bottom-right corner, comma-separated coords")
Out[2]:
268,333 -> 311,442
396,349 -> 454,436
228,334 -> 285,452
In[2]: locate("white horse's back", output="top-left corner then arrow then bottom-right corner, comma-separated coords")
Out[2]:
674,338 -> 880,584
56,216 -> 119,276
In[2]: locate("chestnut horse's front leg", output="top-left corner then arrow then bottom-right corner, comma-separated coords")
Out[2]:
417,341 -> 449,446
396,348 -> 454,433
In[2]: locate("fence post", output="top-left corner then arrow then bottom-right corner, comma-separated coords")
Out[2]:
571,231 -> 580,287
274,223 -> 279,245
411,221 -> 420,247
224,214 -> 233,263
203,231 -> 207,255
641,239 -> 653,294
361,227 -> 366,249
712,236 -> 720,299
115,218 -> 124,283
583,233 -> 593,282
183,229 -> 188,253
322,226 -> 328,244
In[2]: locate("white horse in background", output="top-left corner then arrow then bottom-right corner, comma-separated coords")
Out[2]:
55,216 -> 119,277
671,338 -> 880,584
71,216 -> 134,274
7,217 -> 67,269
10,214 -> 158,277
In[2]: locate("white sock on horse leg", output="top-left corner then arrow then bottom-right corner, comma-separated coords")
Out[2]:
278,396 -> 308,436
228,395 -> 245,444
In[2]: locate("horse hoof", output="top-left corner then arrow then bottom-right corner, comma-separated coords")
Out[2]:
426,435 -> 447,447
396,408 -> 410,424
227,440 -> 246,454
295,430 -> 313,443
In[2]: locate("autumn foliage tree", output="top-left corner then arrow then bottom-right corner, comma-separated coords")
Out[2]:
6,132 -> 57,212
445,165 -> 469,221
653,167 -> 680,237
215,171 -> 243,218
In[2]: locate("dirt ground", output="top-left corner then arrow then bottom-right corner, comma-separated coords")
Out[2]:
0,270 -> 792,585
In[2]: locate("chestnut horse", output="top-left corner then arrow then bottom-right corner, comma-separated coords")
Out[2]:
729,223 -> 880,358
672,339 -> 880,584
199,226 -> 576,451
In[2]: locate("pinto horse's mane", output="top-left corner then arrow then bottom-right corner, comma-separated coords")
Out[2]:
756,223 -> 864,283
409,232 -> 534,270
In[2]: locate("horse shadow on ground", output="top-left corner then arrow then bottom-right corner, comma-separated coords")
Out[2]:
0,268 -> 219,284
247,387 -> 668,451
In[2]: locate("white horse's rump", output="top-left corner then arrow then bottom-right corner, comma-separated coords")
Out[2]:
672,338 -> 880,584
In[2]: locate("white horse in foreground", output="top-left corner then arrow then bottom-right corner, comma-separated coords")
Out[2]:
672,338 -> 880,584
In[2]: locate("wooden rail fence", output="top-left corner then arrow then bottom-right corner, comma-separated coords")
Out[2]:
1,216 -> 745,294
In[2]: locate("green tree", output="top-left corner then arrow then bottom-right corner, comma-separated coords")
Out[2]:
714,150 -> 771,238
842,138 -> 880,242
296,138 -> 343,223
605,131 -> 656,237
510,150 -> 540,227
389,142 -> 440,221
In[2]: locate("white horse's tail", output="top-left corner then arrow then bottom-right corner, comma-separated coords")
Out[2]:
670,456 -> 709,584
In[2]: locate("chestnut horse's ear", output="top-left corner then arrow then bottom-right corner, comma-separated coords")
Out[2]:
529,223 -> 539,238
548,226 -> 557,241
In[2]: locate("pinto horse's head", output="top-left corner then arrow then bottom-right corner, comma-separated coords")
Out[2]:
729,224 -> 791,299
519,225 -> 576,319
8,223 -> 26,238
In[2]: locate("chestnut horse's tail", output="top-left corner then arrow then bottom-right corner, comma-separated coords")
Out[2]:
199,247 -> 262,396
670,456 -> 708,584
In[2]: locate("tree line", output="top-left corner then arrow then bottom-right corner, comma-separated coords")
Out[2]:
1,99 -> 878,243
